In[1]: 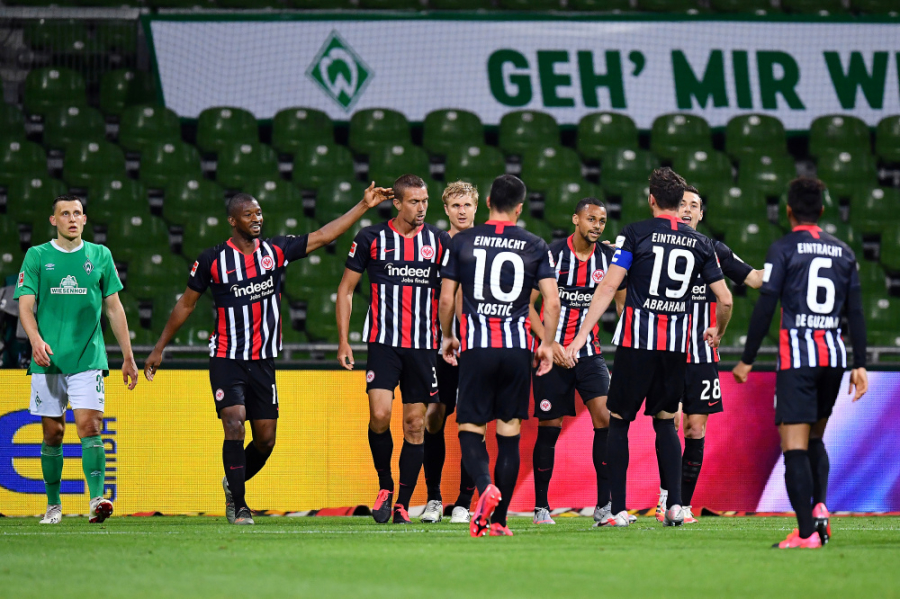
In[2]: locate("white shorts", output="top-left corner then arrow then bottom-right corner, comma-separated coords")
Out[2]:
30,370 -> 106,417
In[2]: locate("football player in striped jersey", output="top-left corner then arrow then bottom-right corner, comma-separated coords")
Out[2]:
145,186 -> 388,525
733,177 -> 868,548
527,197 -> 627,526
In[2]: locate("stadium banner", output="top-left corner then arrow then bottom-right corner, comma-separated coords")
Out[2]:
144,14 -> 900,129
1,369 -> 898,516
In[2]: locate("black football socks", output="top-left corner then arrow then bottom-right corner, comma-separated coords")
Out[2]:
368,428 -> 394,492
653,417 -> 682,509
682,437 -> 705,507
396,440 -> 424,509
455,459 -> 476,509
423,426 -> 446,502
458,431 -> 492,494
533,426 -> 561,509
244,442 -> 270,482
807,438 -> 830,506
607,418 -> 630,514
655,434 -> 668,492
493,434 -> 520,527
593,427 -> 610,506
223,440 -> 247,510
784,449 -> 815,538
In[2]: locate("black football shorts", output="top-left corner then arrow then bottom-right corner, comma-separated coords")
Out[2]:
435,354 -> 458,416
209,357 -> 278,420
456,348 -> 532,424
365,343 -> 439,404
533,354 -> 610,420
774,367 -> 845,425
607,346 -> 685,421
681,362 -> 724,415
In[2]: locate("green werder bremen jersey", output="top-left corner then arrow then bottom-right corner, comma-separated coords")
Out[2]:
13,240 -> 123,375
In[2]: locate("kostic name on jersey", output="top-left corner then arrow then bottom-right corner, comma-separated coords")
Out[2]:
385,263 -> 433,283
230,276 -> 275,299
796,313 -> 840,329
476,301 -> 513,317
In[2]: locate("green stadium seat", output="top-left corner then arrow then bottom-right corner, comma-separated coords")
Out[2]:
315,177 -> 366,223
782,0 -> 846,13
24,19 -> 84,51
498,110 -> 559,156
284,253 -> 340,300
875,116 -> 900,164
6,175 -> 67,224
516,218 -> 555,242
719,297 -> 754,349
577,112 -> 638,162
359,0 -> 422,8
286,0 -> 353,6
423,109 -> 483,157
817,150 -> 877,201
852,0 -> 899,13
127,252 -> 188,300
42,105 -> 106,152
304,290 -> 339,342
196,107 -> 258,156
542,180 -> 603,229
335,216 -> 377,257
569,0 -> 631,10
710,0 -> 774,11
617,184 -> 652,224
636,0 -> 701,11
863,296 -> 900,347
808,115 -> 870,159
24,67 -> 86,118
849,186 -> 900,235
430,0 -> 493,6
104,213 -> 170,263
672,149 -> 733,193
880,224 -> 900,272
216,0 -> 281,7
736,152 -> 796,199
87,176 -> 147,226
498,0 -> 560,9
181,213 -> 231,260
216,142 -> 280,191
724,221 -> 782,266
857,260 -> 887,297
95,21 -> 139,54
650,113 -> 712,161
99,69 -> 156,118
725,114 -> 787,162
0,104 -> 25,139
162,176 -> 226,225
62,140 -> 126,189
444,143 -> 506,182
244,177 -> 303,211
0,138 -> 47,187
368,143 -> 430,187
818,219 -> 863,256
348,108 -> 410,156
139,140 -> 202,191
0,242 -> 24,284
262,207 -> 315,239
292,142 -> 355,190
271,108 -> 333,157
599,148 -> 659,197
118,105 -> 181,154
702,186 -> 767,234
520,145 -> 583,192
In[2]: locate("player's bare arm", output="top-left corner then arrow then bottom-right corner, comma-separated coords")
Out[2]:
536,277 -> 562,374
103,292 -> 138,390
528,288 -> 544,343
743,269 -> 765,289
336,267 -> 363,370
614,288 -> 626,318
439,278 -> 460,366
703,279 -> 733,348
565,264 -> 627,362
17,294 -> 52,368
143,287 -> 202,381
307,183 -> 392,253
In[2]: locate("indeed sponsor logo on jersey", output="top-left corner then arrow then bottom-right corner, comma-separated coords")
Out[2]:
692,284 -> 708,302
796,314 -> 840,329
385,263 -> 432,284
50,275 -> 87,295
559,288 -> 593,307
230,276 -> 275,299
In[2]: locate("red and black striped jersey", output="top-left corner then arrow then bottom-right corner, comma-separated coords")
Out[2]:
611,215 -> 723,352
686,239 -> 753,364
345,220 -> 451,350
762,226 -> 857,370
443,221 -> 555,352
188,235 -> 308,360
545,236 -> 623,359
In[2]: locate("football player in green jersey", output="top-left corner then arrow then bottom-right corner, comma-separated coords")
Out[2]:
14,195 -> 139,524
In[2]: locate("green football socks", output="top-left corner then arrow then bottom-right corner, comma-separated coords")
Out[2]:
80,436 -> 106,499
40,442 -> 63,506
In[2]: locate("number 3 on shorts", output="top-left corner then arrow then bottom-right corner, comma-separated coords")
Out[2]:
95,373 -> 104,394
272,384 -> 278,405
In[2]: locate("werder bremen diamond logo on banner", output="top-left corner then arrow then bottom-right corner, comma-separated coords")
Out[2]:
307,31 -> 372,111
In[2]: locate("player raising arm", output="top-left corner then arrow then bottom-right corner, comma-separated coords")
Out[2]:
144,185 -> 388,526
440,174 -> 560,537
565,168 -> 732,528
15,195 -> 138,525
733,178 -> 867,549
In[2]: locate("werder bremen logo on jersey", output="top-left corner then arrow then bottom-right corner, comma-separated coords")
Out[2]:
50,275 -> 87,295
307,31 -> 372,111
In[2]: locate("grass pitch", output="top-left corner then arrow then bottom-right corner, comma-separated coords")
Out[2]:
1,515 -> 899,598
